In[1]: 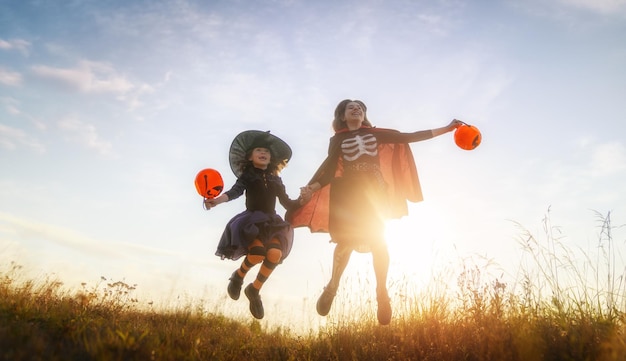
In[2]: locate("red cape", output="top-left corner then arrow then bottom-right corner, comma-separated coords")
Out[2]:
288,127 -> 423,233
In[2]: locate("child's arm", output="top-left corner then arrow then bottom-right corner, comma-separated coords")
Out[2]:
204,176 -> 247,209
431,119 -> 462,137
379,119 -> 463,143
204,193 -> 229,209
276,178 -> 305,210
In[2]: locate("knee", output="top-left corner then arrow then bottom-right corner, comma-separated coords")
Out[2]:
334,244 -> 353,259
247,246 -> 266,265
266,247 -> 282,264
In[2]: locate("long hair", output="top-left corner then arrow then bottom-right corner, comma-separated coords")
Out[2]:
332,99 -> 373,132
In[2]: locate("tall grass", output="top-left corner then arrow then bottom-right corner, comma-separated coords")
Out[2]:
1,210 -> 625,360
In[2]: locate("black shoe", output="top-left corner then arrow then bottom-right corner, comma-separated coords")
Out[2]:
244,284 -> 264,319
377,291 -> 392,325
316,286 -> 337,316
227,271 -> 243,300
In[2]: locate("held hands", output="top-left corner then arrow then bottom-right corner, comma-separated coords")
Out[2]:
299,186 -> 312,204
299,183 -> 320,204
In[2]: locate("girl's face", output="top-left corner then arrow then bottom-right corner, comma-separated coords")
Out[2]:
248,147 -> 271,169
343,101 -> 365,128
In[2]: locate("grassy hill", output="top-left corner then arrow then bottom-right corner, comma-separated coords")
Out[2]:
2,211 -> 625,360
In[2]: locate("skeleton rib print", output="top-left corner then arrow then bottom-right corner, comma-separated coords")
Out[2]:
341,133 -> 378,161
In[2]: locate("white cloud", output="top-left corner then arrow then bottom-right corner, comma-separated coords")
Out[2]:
0,124 -> 45,153
558,0 -> 626,14
31,60 -> 134,94
0,68 -> 22,86
30,60 -> 153,110
1,97 -> 21,115
57,116 -> 113,156
0,38 -> 31,56
0,212 -> 177,261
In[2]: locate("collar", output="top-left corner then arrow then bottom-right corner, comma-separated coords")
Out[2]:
335,125 -> 372,134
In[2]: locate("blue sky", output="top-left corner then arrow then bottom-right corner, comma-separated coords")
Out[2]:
1,0 -> 625,328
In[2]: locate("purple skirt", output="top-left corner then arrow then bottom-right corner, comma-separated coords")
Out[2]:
215,210 -> 294,261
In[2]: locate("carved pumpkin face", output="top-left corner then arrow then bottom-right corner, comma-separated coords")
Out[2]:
195,168 -> 224,199
454,124 -> 482,150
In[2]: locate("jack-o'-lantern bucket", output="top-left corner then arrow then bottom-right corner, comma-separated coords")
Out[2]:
454,123 -> 482,150
194,168 -> 224,199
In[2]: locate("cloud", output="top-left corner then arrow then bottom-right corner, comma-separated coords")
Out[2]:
1,97 -> 21,115
0,68 -> 22,86
558,0 -> 626,14
57,116 -> 113,156
0,124 -> 45,153
31,60 -> 133,94
0,38 -> 31,56
30,60 -> 152,109
510,0 -> 626,25
0,212 -> 178,262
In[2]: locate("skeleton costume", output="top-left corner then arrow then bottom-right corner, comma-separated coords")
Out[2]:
288,126 -> 424,251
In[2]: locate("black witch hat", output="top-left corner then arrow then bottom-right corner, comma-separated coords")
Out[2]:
228,130 -> 292,177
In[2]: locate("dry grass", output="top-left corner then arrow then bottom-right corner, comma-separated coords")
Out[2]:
1,209 -> 625,360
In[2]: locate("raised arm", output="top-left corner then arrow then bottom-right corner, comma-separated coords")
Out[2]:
431,119 -> 463,137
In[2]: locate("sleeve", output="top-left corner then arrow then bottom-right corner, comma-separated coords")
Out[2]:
276,177 -> 301,212
223,177 -> 247,201
375,128 -> 433,144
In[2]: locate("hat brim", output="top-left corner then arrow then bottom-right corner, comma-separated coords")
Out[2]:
228,130 -> 292,177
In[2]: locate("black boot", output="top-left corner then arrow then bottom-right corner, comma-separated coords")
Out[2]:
227,271 -> 243,300
376,290 -> 392,325
316,286 -> 337,316
244,284 -> 264,319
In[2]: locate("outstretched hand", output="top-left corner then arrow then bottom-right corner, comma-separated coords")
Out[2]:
449,119 -> 464,130
203,198 -> 217,210
204,195 -> 227,210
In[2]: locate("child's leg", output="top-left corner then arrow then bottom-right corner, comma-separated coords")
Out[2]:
227,239 -> 265,300
316,243 -> 352,316
252,238 -> 282,290
371,241 -> 389,295
327,243 -> 352,290
244,238 -> 282,320
237,239 -> 266,278
371,241 -> 392,325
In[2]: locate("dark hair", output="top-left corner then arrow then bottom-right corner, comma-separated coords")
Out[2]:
332,99 -> 373,132
235,147 -> 287,176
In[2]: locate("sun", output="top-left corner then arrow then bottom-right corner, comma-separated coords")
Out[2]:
384,202 -> 452,288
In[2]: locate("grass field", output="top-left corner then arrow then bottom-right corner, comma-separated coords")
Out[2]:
1,211 -> 625,360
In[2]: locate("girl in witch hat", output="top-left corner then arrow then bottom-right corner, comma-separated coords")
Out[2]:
205,130 -> 305,319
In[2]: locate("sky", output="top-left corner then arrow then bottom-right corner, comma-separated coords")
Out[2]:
1,0 -> 625,330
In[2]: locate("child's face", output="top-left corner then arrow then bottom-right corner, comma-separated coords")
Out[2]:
344,101 -> 365,124
248,147 -> 271,169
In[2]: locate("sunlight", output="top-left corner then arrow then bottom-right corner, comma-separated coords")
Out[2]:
384,201 -> 456,289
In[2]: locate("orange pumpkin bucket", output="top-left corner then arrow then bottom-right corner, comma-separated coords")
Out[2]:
194,168 -> 224,199
454,123 -> 482,150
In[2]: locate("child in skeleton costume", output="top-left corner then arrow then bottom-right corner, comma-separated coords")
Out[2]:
205,130 -> 304,320
290,99 -> 462,325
